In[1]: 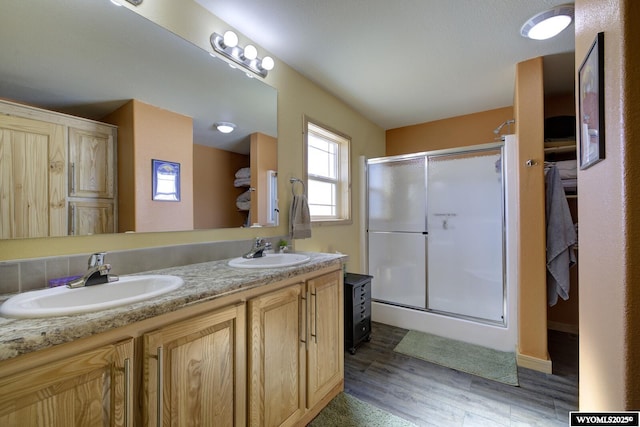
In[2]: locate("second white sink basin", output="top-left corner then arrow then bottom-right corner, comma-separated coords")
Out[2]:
228,253 -> 311,269
0,275 -> 184,319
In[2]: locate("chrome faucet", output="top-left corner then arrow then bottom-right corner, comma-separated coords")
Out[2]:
242,238 -> 272,259
67,252 -> 119,288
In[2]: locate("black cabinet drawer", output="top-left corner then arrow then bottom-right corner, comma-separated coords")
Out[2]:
355,284 -> 370,305
352,303 -> 370,322
353,317 -> 371,342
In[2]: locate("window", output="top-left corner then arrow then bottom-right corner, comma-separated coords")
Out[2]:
304,117 -> 351,223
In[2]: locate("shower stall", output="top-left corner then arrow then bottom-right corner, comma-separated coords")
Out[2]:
366,136 -> 518,352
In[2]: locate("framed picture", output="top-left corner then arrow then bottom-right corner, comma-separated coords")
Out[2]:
578,32 -> 605,170
152,159 -> 181,201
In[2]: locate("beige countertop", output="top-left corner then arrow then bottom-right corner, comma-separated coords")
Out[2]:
0,252 -> 346,362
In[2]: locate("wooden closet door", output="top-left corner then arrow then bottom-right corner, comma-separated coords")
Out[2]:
0,115 -> 65,238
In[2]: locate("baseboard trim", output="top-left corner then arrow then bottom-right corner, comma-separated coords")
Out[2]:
516,352 -> 553,374
547,321 -> 579,335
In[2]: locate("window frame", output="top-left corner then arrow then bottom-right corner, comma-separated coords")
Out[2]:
303,116 -> 352,225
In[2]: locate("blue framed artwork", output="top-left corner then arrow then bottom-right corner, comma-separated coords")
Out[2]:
152,159 -> 181,201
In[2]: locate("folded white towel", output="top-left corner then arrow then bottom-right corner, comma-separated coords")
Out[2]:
237,190 -> 251,202
555,160 -> 577,180
290,194 -> 311,239
235,167 -> 251,179
234,177 -> 251,187
236,200 -> 250,211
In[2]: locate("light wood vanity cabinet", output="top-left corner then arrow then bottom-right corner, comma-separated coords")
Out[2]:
0,264 -> 344,427
0,338 -> 134,426
0,99 -> 117,237
248,283 -> 306,426
306,271 -> 343,409
143,304 -> 246,427
248,270 -> 344,427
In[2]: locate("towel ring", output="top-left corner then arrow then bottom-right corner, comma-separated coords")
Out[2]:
290,177 -> 306,197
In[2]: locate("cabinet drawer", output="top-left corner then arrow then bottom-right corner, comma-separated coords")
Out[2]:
352,304 -> 370,323
354,317 -> 371,342
355,283 -> 371,305
348,284 -> 371,307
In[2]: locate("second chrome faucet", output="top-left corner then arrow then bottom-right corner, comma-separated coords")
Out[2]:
67,252 -> 119,288
242,238 -> 272,259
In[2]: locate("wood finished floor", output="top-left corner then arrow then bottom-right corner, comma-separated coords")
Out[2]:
343,322 -> 578,427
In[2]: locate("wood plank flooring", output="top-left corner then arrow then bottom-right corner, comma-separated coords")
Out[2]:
343,322 -> 578,426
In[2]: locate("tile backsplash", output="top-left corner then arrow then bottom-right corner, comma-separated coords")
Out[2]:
0,237 -> 287,295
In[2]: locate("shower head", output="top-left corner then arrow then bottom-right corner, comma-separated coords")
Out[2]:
493,119 -> 515,137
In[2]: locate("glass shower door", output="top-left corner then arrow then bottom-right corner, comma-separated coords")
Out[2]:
427,147 -> 505,324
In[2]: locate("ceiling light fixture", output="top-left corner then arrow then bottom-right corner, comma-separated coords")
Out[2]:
215,122 -> 236,133
521,4 -> 574,40
210,31 -> 275,78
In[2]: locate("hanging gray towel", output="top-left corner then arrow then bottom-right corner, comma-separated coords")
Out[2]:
545,165 -> 577,306
290,194 -> 311,239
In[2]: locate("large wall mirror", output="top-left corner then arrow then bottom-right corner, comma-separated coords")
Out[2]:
0,0 -> 277,239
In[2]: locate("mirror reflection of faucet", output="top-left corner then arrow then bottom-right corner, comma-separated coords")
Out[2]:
66,252 -> 119,288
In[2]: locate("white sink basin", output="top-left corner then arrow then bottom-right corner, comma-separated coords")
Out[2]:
228,253 -> 311,269
0,275 -> 184,319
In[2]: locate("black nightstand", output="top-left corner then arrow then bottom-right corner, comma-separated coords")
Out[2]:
344,273 -> 372,354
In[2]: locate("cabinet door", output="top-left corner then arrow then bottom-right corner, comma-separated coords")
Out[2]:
307,271 -> 343,408
143,304 -> 246,427
248,284 -> 306,427
68,126 -> 114,198
69,199 -> 115,235
0,338 -> 133,427
0,114 -> 66,238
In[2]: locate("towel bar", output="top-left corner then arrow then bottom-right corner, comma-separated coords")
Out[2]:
290,177 -> 306,197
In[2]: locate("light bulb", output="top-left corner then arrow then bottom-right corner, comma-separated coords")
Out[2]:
260,56 -> 275,71
215,122 -> 236,133
222,31 -> 238,48
243,44 -> 258,60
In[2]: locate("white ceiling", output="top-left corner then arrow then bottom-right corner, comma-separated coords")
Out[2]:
196,0 -> 576,130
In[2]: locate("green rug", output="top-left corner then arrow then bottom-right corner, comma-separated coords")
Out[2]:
309,392 -> 417,427
394,330 -> 519,386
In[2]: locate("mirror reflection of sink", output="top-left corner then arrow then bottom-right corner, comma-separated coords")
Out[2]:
228,253 -> 311,269
0,275 -> 184,319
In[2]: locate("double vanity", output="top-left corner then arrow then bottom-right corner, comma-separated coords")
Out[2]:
0,251 -> 346,426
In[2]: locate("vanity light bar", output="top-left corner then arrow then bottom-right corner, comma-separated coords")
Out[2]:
210,32 -> 274,78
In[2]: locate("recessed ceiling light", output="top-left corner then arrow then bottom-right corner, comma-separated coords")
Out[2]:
521,4 -> 574,40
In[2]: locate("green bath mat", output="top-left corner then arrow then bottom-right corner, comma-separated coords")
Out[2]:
309,392 -> 417,427
394,330 -> 519,386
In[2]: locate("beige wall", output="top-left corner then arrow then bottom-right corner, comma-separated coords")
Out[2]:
514,58 -> 549,366
105,101 -> 135,233
0,0 -> 385,272
576,0 -> 640,410
104,100 -> 194,233
386,106 -> 514,155
193,144 -> 249,229
250,133 -> 277,226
